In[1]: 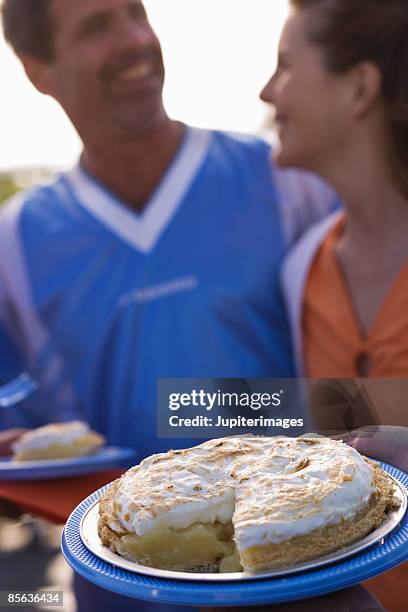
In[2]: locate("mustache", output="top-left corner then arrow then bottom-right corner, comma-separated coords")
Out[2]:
101,50 -> 163,81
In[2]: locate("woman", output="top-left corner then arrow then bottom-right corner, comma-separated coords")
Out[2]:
260,1 -> 408,609
262,0 -> 408,424
262,0 -> 408,386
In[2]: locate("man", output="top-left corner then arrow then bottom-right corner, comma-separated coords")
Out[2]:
0,1 -> 336,610
0,0 -> 335,449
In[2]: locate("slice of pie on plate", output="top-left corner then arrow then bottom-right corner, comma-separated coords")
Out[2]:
12,421 -> 105,461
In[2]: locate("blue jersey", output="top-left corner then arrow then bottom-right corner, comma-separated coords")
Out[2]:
0,127 -> 335,458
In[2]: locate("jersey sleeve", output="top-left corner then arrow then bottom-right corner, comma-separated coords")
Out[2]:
270,156 -> 341,247
0,261 -> 46,431
0,191 -> 82,431
0,313 -> 34,430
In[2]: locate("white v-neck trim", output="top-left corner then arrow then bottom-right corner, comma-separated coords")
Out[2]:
64,126 -> 212,253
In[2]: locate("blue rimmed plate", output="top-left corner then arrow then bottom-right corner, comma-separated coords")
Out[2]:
61,462 -> 408,607
0,447 -> 136,481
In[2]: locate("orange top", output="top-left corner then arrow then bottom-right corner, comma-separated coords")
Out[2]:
303,217 -> 408,611
303,216 -> 408,379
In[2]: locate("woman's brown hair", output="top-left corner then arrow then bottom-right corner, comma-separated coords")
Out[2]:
290,0 -> 408,195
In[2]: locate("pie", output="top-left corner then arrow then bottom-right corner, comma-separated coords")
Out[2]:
98,435 -> 397,573
12,421 -> 105,461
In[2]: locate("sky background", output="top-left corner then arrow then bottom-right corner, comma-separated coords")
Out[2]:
0,0 -> 288,171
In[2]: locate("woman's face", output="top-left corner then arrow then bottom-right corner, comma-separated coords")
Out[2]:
261,8 -> 354,172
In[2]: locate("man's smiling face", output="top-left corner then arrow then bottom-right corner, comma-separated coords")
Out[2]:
40,0 -> 166,136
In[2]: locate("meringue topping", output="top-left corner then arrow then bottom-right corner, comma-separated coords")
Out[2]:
107,435 -> 374,551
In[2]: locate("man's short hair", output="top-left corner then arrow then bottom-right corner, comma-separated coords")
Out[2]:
1,0 -> 54,62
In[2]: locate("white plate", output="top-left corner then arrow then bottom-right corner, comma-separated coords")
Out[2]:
0,447 -> 136,481
80,474 -> 407,582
